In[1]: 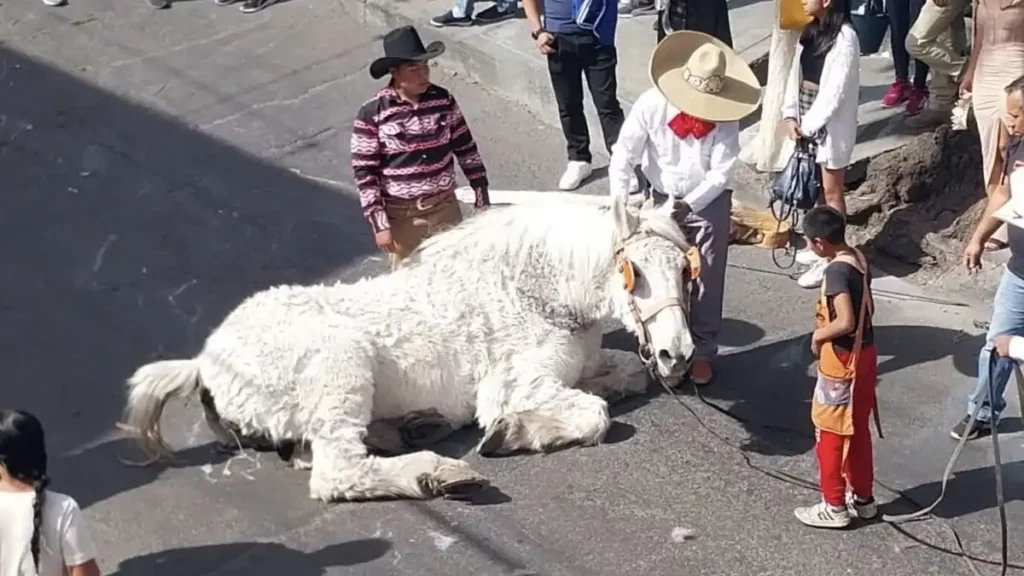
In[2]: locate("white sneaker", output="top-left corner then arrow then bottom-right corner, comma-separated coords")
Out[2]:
797,258 -> 829,289
42,0 -> 65,6
559,161 -> 593,191
794,500 -> 851,529
795,248 -> 823,266
845,493 -> 878,520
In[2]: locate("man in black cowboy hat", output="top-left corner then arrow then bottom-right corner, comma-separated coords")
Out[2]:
351,26 -> 491,268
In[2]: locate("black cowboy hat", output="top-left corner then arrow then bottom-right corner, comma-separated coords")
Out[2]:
369,25 -> 446,80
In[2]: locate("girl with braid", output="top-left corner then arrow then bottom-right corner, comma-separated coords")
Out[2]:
0,410 -> 99,576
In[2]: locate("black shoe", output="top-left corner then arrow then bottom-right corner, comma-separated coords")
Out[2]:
430,10 -> 473,27
148,0 -> 170,9
474,5 -> 516,23
215,0 -> 238,6
949,415 -> 992,441
240,0 -> 275,13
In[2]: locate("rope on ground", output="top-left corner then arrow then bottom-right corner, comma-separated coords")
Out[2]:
647,361 -> 1020,576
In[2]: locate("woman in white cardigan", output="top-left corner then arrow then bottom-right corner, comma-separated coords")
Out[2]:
781,0 -> 860,288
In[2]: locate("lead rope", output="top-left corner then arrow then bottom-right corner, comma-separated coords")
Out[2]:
643,345 -> 1021,576
881,348 -> 1019,576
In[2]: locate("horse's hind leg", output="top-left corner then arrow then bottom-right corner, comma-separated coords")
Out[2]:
475,370 -> 610,457
302,338 -> 487,502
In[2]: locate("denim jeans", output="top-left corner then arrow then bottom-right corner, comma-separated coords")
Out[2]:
968,268 -> 1024,423
452,0 -> 514,17
887,0 -> 929,89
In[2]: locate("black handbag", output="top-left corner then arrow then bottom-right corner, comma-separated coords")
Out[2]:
769,138 -> 822,223
768,137 -> 822,268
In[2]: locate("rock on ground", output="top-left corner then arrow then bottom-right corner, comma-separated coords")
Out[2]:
846,124 -> 988,282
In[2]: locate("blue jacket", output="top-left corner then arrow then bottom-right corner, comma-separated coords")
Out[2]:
545,0 -> 617,45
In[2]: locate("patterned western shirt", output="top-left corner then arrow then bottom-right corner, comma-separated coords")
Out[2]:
350,84 -> 489,232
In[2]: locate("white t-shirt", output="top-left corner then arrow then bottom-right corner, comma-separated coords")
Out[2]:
0,490 -> 97,576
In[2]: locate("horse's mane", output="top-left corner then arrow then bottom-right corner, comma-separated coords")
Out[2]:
408,200 -> 690,286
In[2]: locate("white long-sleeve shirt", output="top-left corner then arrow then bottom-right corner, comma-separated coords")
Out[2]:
608,87 -> 740,214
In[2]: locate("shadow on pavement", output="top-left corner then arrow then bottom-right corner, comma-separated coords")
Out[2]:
884,460 -> 1024,521
107,538 -> 392,575
0,45 -> 376,509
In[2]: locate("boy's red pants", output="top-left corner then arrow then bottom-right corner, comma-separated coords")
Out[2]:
816,345 -> 878,507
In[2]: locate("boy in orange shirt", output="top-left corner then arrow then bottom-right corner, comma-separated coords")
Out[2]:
794,206 -> 880,528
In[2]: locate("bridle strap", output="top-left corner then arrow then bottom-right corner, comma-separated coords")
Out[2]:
636,296 -> 684,323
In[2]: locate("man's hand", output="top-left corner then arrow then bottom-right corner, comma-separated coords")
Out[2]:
962,238 -> 984,272
535,30 -> 555,55
375,229 -> 395,252
671,200 -> 693,221
474,186 -> 490,209
785,118 -> 802,141
994,334 -> 1014,357
960,73 -> 974,96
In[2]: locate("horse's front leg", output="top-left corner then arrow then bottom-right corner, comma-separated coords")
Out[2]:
474,338 -> 610,456
301,334 -> 488,502
575,349 -> 650,404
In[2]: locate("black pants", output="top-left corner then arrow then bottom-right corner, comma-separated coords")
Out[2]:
656,0 -> 733,47
546,32 -> 624,163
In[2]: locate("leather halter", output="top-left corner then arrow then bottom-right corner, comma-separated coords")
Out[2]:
613,232 -> 699,368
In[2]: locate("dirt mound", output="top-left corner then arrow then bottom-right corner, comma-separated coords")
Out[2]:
845,124 -> 986,276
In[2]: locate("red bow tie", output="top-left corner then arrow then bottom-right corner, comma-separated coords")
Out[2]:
667,112 -> 716,140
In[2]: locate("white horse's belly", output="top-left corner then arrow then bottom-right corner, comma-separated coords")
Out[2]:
369,348 -> 478,426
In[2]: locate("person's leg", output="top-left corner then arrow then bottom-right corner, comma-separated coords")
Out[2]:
794,427 -> 851,528
952,270 -> 1024,439
431,0 -> 475,27
582,39 -> 626,157
883,0 -> 912,108
845,346 -> 878,517
797,166 -> 845,288
548,34 -> 593,190
679,191 -> 732,384
905,0 -> 968,114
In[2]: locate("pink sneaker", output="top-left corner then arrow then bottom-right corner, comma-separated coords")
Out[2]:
905,87 -> 928,116
881,79 -> 909,108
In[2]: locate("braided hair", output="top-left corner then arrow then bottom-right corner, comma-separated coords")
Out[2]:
0,410 -> 49,571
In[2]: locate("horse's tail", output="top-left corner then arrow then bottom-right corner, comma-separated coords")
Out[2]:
120,359 -> 202,465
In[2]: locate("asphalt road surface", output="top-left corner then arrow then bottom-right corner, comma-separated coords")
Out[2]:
1,1 -> 1022,575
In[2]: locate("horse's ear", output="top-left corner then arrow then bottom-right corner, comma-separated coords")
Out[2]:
611,196 -> 639,238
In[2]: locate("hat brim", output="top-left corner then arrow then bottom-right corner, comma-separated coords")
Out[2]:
649,31 -> 763,123
369,41 -> 447,80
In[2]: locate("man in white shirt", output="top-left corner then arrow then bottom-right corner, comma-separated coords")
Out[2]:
609,31 -> 762,385
951,74 -> 1024,441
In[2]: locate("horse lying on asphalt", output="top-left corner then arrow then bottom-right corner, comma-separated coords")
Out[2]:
121,195 -> 701,502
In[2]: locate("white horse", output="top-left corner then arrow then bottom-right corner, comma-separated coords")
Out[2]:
122,195 -> 700,502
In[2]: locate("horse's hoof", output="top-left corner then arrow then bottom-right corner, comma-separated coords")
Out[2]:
477,417 -> 511,457
433,462 -> 489,500
400,409 -> 454,448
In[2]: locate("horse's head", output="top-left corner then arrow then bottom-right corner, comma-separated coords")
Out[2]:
608,196 -> 699,378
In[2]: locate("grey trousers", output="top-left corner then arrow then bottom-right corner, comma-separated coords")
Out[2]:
650,189 -> 732,360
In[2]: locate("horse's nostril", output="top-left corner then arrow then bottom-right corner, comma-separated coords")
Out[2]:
658,350 -> 676,364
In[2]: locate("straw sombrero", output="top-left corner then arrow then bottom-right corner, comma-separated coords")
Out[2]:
649,31 -> 763,123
